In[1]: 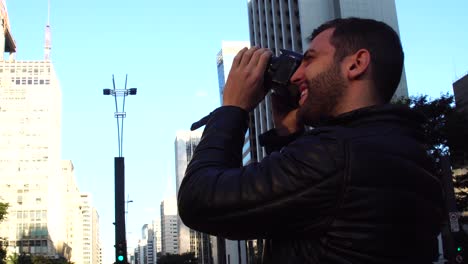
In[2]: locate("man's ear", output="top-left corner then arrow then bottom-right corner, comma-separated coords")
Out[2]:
345,49 -> 371,80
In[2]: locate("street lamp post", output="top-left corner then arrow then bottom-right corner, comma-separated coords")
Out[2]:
125,195 -> 134,225
103,74 -> 137,264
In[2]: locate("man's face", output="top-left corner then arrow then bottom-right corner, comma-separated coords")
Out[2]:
290,28 -> 347,125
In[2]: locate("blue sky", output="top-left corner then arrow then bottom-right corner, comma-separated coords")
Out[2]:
5,0 -> 468,263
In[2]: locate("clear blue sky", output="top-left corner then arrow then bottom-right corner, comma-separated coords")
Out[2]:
6,0 -> 468,263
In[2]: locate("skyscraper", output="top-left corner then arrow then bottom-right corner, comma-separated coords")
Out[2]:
452,74 -> 468,174
80,194 -> 102,264
174,130 -> 213,263
133,220 -> 161,264
137,224 -> 151,264
0,1 -> 99,261
0,1 -> 67,258
62,160 -> 84,264
453,74 -> 468,116
160,197 -> 178,255
152,218 -> 162,254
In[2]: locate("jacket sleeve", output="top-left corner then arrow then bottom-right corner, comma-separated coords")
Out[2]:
178,106 -> 343,240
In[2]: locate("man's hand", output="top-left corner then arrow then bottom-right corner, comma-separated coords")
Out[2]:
222,47 -> 272,112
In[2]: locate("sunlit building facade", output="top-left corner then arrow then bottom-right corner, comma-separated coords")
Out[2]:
153,218 -> 162,254
160,197 -> 178,255
174,130 -> 212,263
0,59 -> 68,258
62,160 -> 84,263
80,194 -> 102,264
0,1 -> 99,263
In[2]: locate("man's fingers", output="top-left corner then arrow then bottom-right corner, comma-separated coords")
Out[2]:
239,47 -> 260,67
232,47 -> 248,67
253,49 -> 272,74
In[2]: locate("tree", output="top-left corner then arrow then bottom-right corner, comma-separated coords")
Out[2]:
0,203 -> 8,222
0,203 -> 9,264
395,94 -> 468,211
6,253 -> 18,264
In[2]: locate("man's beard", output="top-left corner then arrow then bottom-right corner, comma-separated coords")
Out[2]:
297,63 -> 346,126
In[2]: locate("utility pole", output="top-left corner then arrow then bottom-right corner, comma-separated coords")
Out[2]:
103,75 -> 137,264
440,155 -> 464,263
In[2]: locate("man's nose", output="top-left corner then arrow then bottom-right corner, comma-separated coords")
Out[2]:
290,64 -> 304,85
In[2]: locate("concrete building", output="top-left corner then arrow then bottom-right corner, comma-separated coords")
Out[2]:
153,218 -> 162,254
136,223 -> 156,264
160,197 -> 178,255
452,73 -> 468,175
0,1 -> 101,262
0,1 -> 68,258
80,194 -> 102,264
174,130 -> 212,263
175,130 -> 203,195
453,74 -> 468,115
62,161 -> 84,263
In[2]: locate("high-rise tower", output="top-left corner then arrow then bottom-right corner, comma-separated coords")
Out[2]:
174,131 -> 213,263
0,1 -> 96,261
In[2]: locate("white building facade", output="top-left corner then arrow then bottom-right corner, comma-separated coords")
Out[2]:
62,160 -> 84,263
160,197 -> 178,255
80,194 -> 102,264
174,130 -> 213,263
0,58 -> 68,258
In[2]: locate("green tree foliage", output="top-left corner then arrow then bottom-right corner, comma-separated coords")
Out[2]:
0,203 -> 9,264
6,253 -> 18,264
395,94 -> 468,211
0,203 -> 8,222
157,252 -> 197,264
6,254 -> 73,264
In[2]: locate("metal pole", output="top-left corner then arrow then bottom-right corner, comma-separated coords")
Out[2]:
115,157 -> 128,263
440,155 -> 461,263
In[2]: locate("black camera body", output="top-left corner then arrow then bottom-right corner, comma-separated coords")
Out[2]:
265,49 -> 303,107
190,49 -> 303,131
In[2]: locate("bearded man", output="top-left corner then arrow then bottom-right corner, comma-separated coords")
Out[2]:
178,18 -> 443,264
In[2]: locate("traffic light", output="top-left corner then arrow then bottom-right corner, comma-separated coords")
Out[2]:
453,231 -> 467,264
115,242 -> 127,263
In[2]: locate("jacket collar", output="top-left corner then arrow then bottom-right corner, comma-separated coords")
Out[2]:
315,104 -> 426,128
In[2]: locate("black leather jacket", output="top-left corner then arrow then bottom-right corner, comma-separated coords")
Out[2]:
178,105 -> 443,264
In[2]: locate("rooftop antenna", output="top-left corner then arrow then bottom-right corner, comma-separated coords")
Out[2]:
44,0 -> 51,61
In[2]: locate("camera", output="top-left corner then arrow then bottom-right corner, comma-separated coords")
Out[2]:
190,49 -> 303,131
265,49 -> 303,107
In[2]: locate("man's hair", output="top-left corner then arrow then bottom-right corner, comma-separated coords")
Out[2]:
309,17 -> 404,103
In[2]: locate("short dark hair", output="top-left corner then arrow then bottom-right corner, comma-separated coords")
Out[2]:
309,17 -> 404,103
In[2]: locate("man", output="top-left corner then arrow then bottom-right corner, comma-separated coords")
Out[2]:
178,18 -> 443,263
